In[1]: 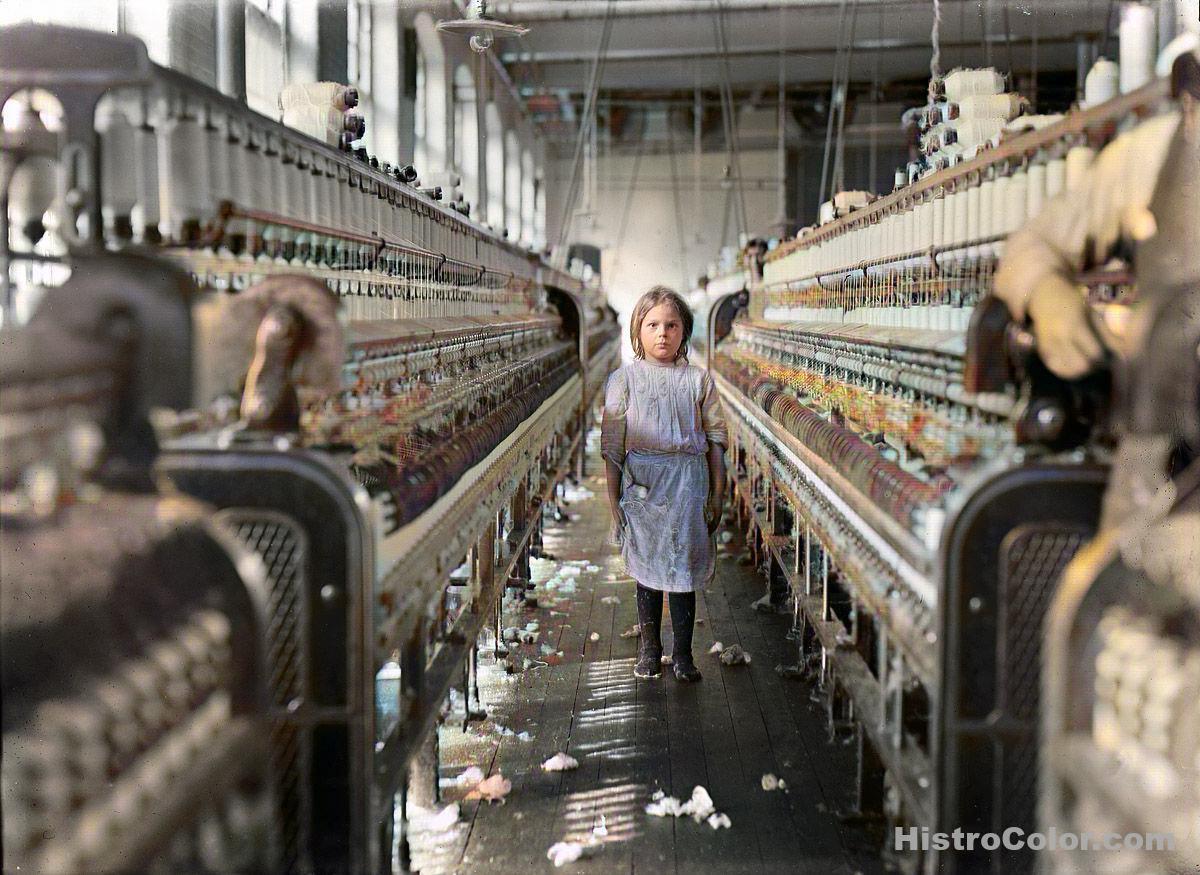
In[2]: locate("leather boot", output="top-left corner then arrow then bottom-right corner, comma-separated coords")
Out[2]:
669,592 -> 702,682
634,584 -> 663,678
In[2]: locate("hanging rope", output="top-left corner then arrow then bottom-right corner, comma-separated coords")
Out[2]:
666,116 -> 692,292
818,0 -> 849,214
831,0 -> 860,196
929,0 -> 943,103
607,130 -> 646,283
553,0 -> 616,263
712,1 -> 748,241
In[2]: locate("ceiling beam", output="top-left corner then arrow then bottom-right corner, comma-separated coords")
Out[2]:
492,0 -> 1031,21
502,32 -> 1093,65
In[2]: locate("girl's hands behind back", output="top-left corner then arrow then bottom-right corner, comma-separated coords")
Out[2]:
704,497 -> 722,535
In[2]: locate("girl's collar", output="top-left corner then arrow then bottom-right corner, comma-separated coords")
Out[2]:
636,356 -> 686,369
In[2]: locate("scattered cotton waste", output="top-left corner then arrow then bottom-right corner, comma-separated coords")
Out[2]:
709,642 -> 725,654
525,622 -> 539,632
518,630 -> 540,644
542,752 -> 580,772
455,766 -> 485,787
660,654 -> 673,665
646,786 -> 722,823
517,731 -> 532,742
559,566 -> 582,577
761,774 -> 787,792
502,627 -> 519,643
540,644 -> 557,655
599,595 -> 621,605
645,795 -> 683,817
563,484 -> 595,501
585,564 -> 601,573
681,785 -> 716,821
707,813 -> 732,830
719,644 -> 751,665
620,625 -> 641,639
593,814 -> 608,838
558,581 -> 577,594
589,632 -> 600,642
719,530 -> 734,544
411,803 -> 460,832
696,618 -> 705,626
651,790 -> 665,800
547,841 -> 588,867
465,773 -> 512,802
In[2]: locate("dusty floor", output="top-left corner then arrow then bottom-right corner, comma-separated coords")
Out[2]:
402,432 -> 889,874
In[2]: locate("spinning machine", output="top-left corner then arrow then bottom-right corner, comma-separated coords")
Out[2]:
708,77 -> 1172,874
1,23 -> 619,874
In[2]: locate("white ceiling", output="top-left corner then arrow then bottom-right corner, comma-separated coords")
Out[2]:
494,0 -> 1113,93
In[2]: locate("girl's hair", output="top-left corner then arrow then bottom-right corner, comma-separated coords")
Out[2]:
629,285 -> 694,361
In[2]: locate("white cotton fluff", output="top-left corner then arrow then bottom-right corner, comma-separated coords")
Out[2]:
645,796 -> 682,817
455,766 -> 485,787
719,645 -> 751,666
547,841 -> 587,867
600,595 -> 621,605
680,786 -> 716,822
761,774 -> 787,792
707,813 -> 732,830
589,632 -> 601,642
411,803 -> 460,832
585,564 -> 601,573
709,642 -> 725,654
542,752 -> 580,772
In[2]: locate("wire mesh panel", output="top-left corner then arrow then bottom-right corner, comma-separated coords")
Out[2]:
217,510 -> 311,875
999,527 -> 1089,839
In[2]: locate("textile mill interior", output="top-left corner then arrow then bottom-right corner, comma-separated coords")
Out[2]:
2,0 -> 1199,872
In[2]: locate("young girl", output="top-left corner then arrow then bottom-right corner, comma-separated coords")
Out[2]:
601,286 -> 728,681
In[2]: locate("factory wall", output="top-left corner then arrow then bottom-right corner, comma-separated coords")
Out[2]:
0,0 -> 548,250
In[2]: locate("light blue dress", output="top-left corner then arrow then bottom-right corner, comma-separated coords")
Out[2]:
600,358 -> 728,593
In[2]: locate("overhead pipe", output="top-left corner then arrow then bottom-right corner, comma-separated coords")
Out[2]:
502,33 -> 1094,65
492,0 -> 1100,21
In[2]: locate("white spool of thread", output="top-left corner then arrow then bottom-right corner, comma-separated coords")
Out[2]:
918,200 -> 935,250
944,68 -> 1005,102
978,178 -> 995,254
132,116 -> 161,245
1045,157 -> 1067,199
97,101 -> 138,240
157,109 -> 210,244
1065,145 -> 1096,190
205,117 -> 232,216
1119,3 -> 1157,94
965,183 -> 981,257
931,194 -> 947,249
951,188 -> 969,249
1006,167 -> 1029,233
954,93 -> 1025,122
991,174 -> 1010,248
1027,162 -> 1048,218
1084,58 -> 1121,107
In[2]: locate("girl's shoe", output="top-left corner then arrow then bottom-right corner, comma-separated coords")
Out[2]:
634,653 -> 663,678
673,660 -> 702,682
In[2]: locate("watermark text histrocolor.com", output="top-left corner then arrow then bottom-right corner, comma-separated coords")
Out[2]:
895,827 -> 1175,853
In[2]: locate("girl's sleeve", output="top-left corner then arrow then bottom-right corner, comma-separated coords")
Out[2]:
700,371 -> 728,449
600,369 -> 628,466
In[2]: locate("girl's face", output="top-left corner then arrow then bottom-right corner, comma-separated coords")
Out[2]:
639,301 -> 684,363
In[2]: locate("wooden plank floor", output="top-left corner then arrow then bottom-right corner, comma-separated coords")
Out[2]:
408,434 -> 889,874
